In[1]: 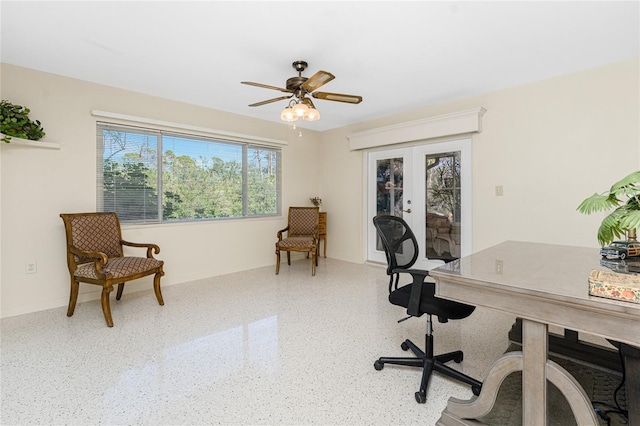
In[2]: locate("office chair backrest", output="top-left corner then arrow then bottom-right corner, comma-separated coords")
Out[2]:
373,214 -> 419,276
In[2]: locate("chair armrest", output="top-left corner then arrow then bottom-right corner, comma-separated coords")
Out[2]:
69,245 -> 108,264
69,245 -> 109,278
121,240 -> 160,259
392,268 -> 434,317
277,226 -> 289,240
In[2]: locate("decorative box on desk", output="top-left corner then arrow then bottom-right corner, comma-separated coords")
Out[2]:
589,269 -> 640,304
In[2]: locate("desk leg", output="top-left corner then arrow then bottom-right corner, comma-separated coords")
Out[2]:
437,318 -> 599,426
627,354 -> 639,426
522,320 -> 547,424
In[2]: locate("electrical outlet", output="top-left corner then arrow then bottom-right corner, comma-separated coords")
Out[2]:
495,185 -> 504,196
495,259 -> 504,275
25,260 -> 37,274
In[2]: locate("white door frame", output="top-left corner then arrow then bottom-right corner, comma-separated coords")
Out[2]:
366,137 -> 472,269
366,147 -> 414,265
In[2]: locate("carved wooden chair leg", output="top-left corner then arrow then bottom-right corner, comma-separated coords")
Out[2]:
116,283 -> 125,300
287,251 -> 291,265
101,286 -> 114,327
67,279 -> 79,317
311,250 -> 316,276
275,249 -> 281,274
153,272 -> 164,305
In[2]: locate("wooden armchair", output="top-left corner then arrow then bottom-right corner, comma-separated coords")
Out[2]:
275,207 -> 319,276
60,212 -> 164,327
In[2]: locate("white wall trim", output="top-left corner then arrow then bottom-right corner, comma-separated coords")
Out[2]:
0,134 -> 60,149
91,110 -> 288,146
347,107 -> 486,151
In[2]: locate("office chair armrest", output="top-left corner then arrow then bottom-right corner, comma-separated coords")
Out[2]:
402,268 -> 430,277
395,268 -> 435,317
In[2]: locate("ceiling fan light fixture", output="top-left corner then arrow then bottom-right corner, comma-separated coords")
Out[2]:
303,107 -> 320,121
280,106 -> 298,122
292,102 -> 309,118
244,61 -> 361,125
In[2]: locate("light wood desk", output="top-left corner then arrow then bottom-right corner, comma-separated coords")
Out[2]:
430,241 -> 640,426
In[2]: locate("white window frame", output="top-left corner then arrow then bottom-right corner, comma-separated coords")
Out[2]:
96,122 -> 282,224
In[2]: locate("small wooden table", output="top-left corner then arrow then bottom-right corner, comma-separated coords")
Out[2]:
430,241 -> 640,426
319,212 -> 327,258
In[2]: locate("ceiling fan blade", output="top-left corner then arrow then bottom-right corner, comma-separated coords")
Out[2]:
300,70 -> 335,92
241,81 -> 292,93
248,95 -> 293,107
301,97 -> 316,109
312,91 -> 363,104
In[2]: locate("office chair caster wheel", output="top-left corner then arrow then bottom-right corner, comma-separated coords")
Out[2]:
415,391 -> 426,403
401,342 -> 409,351
374,360 -> 384,371
472,386 -> 481,396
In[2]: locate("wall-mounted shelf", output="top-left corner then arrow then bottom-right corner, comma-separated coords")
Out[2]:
0,134 -> 60,149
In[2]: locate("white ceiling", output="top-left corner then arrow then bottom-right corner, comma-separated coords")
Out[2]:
1,1 -> 638,131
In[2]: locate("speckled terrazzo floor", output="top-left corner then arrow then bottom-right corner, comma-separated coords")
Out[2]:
1,258 -> 517,425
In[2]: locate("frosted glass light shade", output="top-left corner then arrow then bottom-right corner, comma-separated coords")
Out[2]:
280,107 -> 298,122
304,108 -> 320,121
292,102 -> 309,117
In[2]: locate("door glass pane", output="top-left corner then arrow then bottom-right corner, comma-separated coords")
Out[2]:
376,157 -> 403,251
376,158 -> 404,216
425,151 -> 461,261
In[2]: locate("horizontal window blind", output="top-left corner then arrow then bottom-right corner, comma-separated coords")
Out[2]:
96,122 -> 281,223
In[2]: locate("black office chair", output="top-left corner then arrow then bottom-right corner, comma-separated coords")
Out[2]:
372,214 -> 482,403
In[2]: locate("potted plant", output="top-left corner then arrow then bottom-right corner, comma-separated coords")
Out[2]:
577,170 -> 640,246
0,100 -> 46,143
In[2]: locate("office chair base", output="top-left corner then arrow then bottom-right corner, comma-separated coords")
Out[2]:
374,338 -> 482,403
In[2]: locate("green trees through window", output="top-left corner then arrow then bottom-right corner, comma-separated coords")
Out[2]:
98,124 -> 280,223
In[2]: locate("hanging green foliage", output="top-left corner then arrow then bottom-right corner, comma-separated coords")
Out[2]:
0,100 -> 46,143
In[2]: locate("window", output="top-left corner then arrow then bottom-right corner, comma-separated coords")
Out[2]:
97,123 -> 281,223
425,151 -> 461,261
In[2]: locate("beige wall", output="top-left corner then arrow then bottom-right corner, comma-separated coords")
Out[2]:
320,57 -> 640,263
0,64 -> 322,317
1,57 -> 639,318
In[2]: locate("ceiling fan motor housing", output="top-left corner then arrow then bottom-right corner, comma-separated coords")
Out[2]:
286,76 -> 308,91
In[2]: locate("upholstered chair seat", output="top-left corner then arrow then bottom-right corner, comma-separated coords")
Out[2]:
74,257 -> 163,280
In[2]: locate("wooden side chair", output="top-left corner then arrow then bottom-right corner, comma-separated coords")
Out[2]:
275,207 -> 320,276
60,212 -> 165,327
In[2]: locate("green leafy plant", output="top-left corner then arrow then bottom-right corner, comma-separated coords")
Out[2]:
577,170 -> 640,246
0,100 -> 46,143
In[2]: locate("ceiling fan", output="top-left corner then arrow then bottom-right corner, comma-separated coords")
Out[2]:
241,60 -> 363,122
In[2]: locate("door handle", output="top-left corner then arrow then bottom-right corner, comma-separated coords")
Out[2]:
402,209 -> 412,213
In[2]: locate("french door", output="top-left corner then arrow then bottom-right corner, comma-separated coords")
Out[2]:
367,138 -> 471,270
